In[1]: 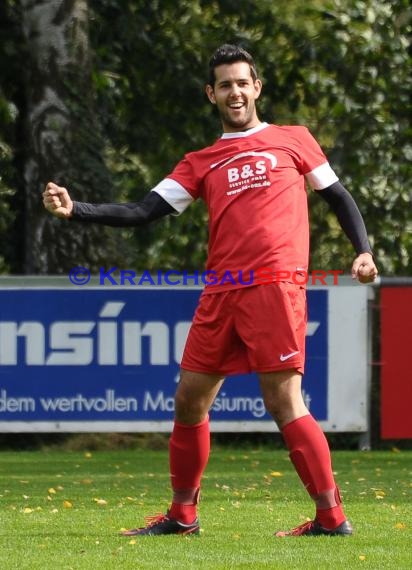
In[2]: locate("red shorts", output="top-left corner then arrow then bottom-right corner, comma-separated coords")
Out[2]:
181,282 -> 306,376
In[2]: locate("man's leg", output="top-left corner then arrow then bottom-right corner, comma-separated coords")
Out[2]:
121,368 -> 223,536
259,370 -> 351,535
168,368 -> 224,523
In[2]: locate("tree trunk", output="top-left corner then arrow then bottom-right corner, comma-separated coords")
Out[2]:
20,0 -> 120,273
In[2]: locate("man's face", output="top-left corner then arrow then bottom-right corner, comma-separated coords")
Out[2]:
206,62 -> 262,132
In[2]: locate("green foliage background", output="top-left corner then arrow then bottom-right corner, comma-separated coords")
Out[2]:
0,0 -> 410,274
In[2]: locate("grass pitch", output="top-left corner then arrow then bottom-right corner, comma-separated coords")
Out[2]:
0,447 -> 411,569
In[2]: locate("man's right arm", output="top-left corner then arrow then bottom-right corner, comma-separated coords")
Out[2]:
42,181 -> 177,226
72,191 -> 176,226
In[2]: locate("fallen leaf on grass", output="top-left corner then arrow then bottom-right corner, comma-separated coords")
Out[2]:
63,500 -> 73,509
270,471 -> 283,477
93,498 -> 108,506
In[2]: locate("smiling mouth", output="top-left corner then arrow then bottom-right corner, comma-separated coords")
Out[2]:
228,102 -> 245,110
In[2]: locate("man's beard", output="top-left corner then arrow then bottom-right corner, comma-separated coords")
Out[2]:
219,105 -> 253,130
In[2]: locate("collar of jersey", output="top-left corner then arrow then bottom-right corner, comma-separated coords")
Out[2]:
221,122 -> 269,139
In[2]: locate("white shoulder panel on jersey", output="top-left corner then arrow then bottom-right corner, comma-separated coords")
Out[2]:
305,162 -> 339,190
151,178 -> 194,215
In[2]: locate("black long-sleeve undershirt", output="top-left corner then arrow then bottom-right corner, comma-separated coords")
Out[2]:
71,191 -> 176,227
71,180 -> 372,257
315,181 -> 372,256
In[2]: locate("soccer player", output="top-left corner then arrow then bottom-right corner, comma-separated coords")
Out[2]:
43,44 -> 378,537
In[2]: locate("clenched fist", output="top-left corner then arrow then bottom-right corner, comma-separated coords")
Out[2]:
351,252 -> 378,284
43,182 -> 73,219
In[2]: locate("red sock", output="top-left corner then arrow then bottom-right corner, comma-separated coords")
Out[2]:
168,417 -> 210,524
281,414 -> 346,529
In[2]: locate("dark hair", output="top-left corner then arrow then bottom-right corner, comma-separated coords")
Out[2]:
208,44 -> 258,86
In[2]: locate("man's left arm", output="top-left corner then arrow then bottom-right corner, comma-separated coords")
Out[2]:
316,181 -> 378,283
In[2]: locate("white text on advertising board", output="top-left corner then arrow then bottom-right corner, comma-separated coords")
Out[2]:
0,302 -> 320,366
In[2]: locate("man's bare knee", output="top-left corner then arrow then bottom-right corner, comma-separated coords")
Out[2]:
174,369 -> 224,425
258,370 -> 308,428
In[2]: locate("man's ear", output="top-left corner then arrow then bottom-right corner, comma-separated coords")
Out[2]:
254,79 -> 263,100
205,84 -> 216,104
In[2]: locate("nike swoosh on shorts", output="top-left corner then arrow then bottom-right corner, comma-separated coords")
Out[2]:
279,351 -> 300,362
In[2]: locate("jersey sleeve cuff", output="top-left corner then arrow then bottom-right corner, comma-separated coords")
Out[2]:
151,178 -> 193,215
305,162 -> 339,190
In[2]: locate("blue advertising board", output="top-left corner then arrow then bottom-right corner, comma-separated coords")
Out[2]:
0,286 -> 330,431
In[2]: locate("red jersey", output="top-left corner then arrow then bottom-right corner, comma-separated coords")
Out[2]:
152,123 -> 338,292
